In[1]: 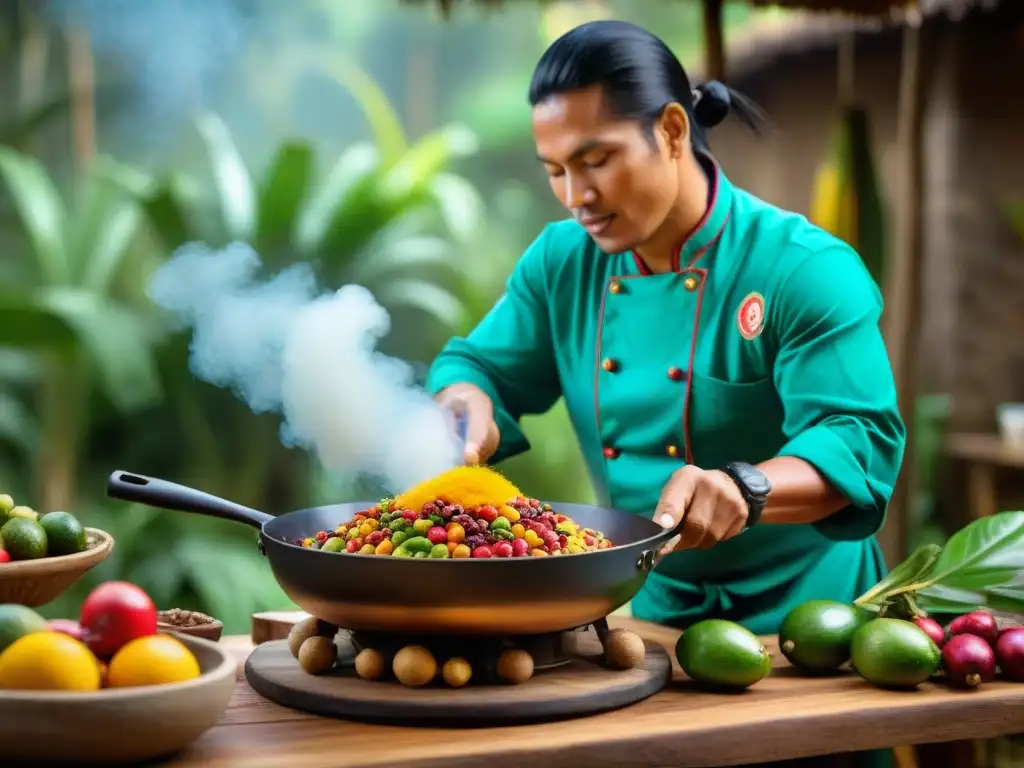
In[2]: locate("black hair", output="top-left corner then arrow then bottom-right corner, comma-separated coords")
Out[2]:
528,20 -> 767,150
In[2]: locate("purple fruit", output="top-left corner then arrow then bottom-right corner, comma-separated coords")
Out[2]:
913,617 -> 945,648
942,634 -> 996,688
948,611 -> 999,647
995,628 -> 1024,681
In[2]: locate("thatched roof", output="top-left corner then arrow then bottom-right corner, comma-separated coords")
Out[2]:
403,0 -> 1001,20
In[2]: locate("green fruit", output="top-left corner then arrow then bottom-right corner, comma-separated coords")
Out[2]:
0,604 -> 47,653
429,543 -> 450,558
0,518 -> 47,560
779,600 -> 868,673
675,618 -> 772,690
0,494 -> 13,526
321,536 -> 346,553
850,618 -> 941,689
8,506 -> 37,522
38,511 -> 88,556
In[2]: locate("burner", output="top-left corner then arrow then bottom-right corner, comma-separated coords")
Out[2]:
244,616 -> 672,727
344,626 -> 587,672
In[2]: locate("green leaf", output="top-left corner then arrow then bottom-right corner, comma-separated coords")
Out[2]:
426,172 -> 485,244
916,581 -> 1024,616
36,287 -> 163,413
294,142 -> 380,255
330,57 -> 408,164
915,510 -> 1024,601
0,389 -> 39,452
80,202 -> 142,294
375,279 -> 466,330
97,157 -> 197,250
0,146 -> 68,283
855,543 -> 941,605
255,140 -> 314,252
194,112 -> 256,242
379,124 -> 478,203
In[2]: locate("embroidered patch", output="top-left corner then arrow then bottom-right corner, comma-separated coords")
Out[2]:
737,292 -> 765,340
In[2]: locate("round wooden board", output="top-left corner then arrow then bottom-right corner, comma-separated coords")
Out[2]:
245,633 -> 672,726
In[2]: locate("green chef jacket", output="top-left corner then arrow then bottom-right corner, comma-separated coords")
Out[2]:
426,158 -> 906,636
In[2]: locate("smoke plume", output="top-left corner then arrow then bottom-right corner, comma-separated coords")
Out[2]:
147,241 -> 464,493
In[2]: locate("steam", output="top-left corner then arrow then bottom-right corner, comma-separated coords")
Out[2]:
147,242 -> 464,493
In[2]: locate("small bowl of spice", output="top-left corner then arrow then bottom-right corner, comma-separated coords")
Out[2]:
157,608 -> 224,643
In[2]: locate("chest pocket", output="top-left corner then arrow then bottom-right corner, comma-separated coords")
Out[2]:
688,373 -> 785,469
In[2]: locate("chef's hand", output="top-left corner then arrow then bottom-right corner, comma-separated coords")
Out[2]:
654,465 -> 749,552
434,383 -> 501,466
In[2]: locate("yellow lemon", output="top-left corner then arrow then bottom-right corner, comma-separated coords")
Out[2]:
0,630 -> 102,691
107,633 -> 201,688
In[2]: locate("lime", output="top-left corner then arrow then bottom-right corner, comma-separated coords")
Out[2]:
0,494 -> 13,526
0,518 -> 47,560
8,505 -> 38,522
850,618 -> 941,689
0,604 -> 48,654
779,600 -> 868,673
39,511 -> 88,556
675,618 -> 772,689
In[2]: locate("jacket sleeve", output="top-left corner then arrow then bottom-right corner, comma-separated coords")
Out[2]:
426,228 -> 562,463
770,242 -> 907,541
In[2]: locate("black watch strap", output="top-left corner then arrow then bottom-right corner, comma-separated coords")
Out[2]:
721,461 -> 772,528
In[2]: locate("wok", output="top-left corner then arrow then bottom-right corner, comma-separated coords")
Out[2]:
107,470 -> 686,636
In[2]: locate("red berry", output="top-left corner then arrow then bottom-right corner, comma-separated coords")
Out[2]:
529,498 -> 540,508
345,539 -> 360,553
472,546 -> 493,558
365,508 -> 380,520
366,530 -> 385,546
315,530 -> 329,543
583,535 -> 596,547
427,526 -> 448,545
476,505 -> 498,523
493,540 -> 514,558
0,549 -> 9,563
511,538 -> 529,557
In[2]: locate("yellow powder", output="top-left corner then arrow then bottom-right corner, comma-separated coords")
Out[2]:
393,465 -> 524,511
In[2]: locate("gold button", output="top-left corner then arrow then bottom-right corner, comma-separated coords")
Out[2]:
666,444 -> 680,458
601,358 -> 619,373
609,280 -> 623,294
683,276 -> 699,292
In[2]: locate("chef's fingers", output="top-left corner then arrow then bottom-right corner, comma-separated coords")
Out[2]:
461,395 -> 496,466
720,515 -> 748,543
678,483 -> 714,549
654,467 -> 698,530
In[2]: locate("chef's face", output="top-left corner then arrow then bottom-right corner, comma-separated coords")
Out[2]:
532,84 -> 687,253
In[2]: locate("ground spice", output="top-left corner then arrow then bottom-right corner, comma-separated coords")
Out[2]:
157,608 -> 218,627
393,465 -> 524,511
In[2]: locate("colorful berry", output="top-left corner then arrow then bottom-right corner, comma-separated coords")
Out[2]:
472,545 -> 493,558
511,538 -> 529,557
427,526 -> 448,545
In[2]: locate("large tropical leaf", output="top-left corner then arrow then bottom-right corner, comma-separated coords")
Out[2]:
0,147 -> 68,284
34,287 -> 163,413
255,140 -> 315,253
195,112 -> 256,242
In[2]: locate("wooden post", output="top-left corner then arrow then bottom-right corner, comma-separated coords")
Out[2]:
702,0 -> 726,82
880,10 -> 929,567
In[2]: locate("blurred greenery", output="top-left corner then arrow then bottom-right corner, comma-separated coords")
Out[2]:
0,0 -> 946,636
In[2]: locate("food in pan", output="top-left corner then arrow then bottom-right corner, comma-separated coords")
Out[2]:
298,466 -> 615,558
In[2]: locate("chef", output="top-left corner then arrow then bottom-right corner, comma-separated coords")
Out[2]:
428,18 -> 904,655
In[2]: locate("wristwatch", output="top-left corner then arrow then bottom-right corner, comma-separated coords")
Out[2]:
720,461 -> 772,529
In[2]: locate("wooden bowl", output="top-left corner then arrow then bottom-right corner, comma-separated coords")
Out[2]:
0,527 -> 114,607
0,632 -> 236,764
157,609 -> 224,642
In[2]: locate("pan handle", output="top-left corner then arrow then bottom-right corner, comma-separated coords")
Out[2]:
107,470 -> 274,530
638,516 -> 689,572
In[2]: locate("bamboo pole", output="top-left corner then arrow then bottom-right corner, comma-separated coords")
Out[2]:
702,0 -> 727,82
881,8 -> 928,567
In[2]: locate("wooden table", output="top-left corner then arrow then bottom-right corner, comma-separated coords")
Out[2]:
161,614 -> 1024,767
943,432 -> 1024,520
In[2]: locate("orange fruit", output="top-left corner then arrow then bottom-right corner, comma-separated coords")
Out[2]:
0,630 -> 102,691
107,633 -> 201,688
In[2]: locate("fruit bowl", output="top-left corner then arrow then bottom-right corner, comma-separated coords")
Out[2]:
0,631 -> 236,764
0,528 -> 114,607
